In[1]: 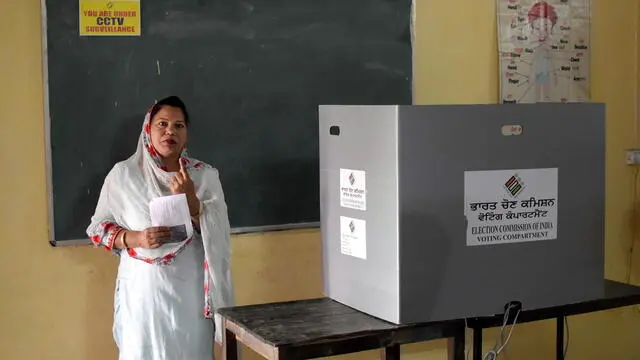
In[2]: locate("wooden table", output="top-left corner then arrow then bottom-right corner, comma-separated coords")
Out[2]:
218,298 -> 466,360
466,280 -> 640,360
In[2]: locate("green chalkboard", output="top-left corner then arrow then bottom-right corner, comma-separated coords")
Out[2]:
43,0 -> 413,244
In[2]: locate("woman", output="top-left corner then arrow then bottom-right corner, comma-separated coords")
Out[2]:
87,96 -> 235,359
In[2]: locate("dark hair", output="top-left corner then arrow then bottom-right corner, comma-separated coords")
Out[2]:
149,95 -> 190,126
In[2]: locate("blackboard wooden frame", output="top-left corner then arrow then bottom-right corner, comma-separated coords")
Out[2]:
41,0 -> 415,246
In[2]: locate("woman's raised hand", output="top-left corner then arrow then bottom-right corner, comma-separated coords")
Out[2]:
170,159 -> 195,195
170,159 -> 200,216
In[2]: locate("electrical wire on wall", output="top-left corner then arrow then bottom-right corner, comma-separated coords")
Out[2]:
632,17 -> 640,316
464,318 -> 470,360
631,18 -> 640,312
626,167 -> 639,285
479,315 -> 569,359
482,304 -> 521,360
627,167 -> 640,315
562,316 -> 569,360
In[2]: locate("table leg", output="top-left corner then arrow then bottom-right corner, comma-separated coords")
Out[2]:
381,344 -> 400,360
556,316 -> 564,360
223,328 -> 238,360
447,326 -> 466,360
473,327 -> 482,360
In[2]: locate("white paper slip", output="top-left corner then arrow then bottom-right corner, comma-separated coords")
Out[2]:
149,193 -> 194,243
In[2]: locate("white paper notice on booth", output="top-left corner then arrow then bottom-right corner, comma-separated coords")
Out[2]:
340,216 -> 367,260
340,168 -> 367,211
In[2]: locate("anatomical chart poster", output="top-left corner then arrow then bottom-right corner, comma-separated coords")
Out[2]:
497,0 -> 591,103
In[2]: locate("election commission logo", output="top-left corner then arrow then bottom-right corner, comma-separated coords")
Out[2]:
504,174 -> 525,197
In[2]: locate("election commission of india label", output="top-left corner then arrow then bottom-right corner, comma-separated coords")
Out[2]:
464,168 -> 558,246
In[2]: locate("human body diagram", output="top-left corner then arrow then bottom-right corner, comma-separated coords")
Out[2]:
498,0 -> 590,103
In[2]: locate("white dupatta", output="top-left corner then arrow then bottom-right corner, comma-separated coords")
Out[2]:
86,108 -> 235,343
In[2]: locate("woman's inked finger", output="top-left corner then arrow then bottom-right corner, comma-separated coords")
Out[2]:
179,158 -> 189,178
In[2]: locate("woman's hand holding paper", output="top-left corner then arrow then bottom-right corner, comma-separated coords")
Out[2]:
131,227 -> 171,249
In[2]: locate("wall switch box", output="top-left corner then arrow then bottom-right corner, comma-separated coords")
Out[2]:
626,149 -> 640,165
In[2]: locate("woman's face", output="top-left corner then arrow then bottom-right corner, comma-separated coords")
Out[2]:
149,105 -> 188,161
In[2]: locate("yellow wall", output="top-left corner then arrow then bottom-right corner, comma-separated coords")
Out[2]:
2,0 -> 640,359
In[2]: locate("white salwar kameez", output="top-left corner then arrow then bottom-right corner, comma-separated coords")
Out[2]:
87,107 -> 235,360
114,237 -> 213,360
